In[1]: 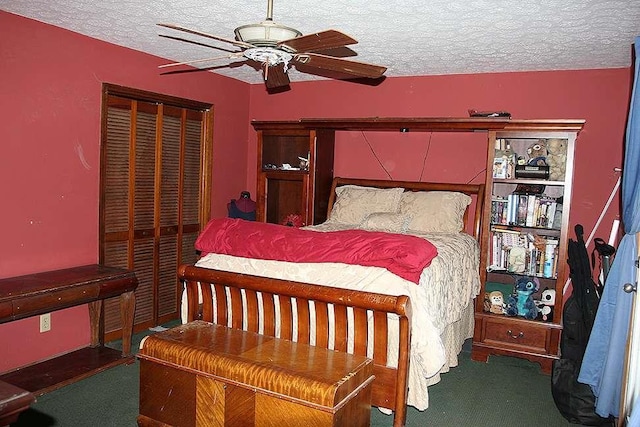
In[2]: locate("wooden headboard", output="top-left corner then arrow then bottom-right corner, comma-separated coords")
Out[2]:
326,177 -> 485,240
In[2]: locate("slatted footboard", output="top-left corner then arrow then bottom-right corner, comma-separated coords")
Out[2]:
179,264 -> 412,427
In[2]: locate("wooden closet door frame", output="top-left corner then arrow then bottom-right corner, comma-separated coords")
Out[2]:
99,83 -> 213,339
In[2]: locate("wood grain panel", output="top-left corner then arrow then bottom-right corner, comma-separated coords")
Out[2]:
314,301 -> 329,348
224,384 -> 255,427
139,361 -> 196,427
255,394 -> 331,427
353,307 -> 368,356
261,292 -> 276,337
334,304 -> 347,352
214,285 -> 226,325
296,298 -> 310,344
373,311 -> 388,366
196,376 -> 225,427
279,296 -> 293,340
229,287 -> 243,329
245,289 -> 259,333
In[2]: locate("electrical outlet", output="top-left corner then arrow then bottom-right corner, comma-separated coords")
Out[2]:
40,313 -> 51,332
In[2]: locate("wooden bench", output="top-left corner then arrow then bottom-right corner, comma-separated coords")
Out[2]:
0,264 -> 138,395
0,381 -> 35,427
138,321 -> 375,427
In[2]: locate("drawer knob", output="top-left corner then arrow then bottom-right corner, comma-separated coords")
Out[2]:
507,330 -> 524,339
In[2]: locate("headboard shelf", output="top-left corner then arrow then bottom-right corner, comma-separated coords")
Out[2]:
252,117 -> 585,133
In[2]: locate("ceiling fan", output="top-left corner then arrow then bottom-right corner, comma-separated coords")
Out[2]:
157,0 -> 387,89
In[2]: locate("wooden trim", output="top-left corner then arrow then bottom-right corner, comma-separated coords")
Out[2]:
103,83 -> 212,111
251,117 -> 585,133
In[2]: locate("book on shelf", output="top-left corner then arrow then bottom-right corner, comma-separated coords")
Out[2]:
490,193 -> 560,229
488,227 -> 560,278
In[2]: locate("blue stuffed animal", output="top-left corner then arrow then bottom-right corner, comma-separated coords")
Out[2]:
506,277 -> 539,319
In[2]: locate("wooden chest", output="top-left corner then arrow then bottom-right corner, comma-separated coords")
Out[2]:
137,321 -> 374,427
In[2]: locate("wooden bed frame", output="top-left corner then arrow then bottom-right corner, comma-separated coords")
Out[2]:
180,265 -> 412,427
178,178 -> 485,426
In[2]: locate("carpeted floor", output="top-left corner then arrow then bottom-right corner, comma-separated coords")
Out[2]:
12,324 -> 576,427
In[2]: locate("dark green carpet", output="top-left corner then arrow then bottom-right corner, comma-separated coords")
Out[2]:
12,324 -> 574,426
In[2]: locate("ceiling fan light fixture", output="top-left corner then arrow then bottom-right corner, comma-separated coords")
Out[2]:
234,20 -> 301,47
243,47 -> 293,68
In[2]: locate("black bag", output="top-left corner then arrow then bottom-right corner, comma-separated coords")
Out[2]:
551,224 -> 613,425
551,359 -> 614,426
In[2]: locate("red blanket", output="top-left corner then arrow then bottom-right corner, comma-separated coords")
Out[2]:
195,218 -> 438,284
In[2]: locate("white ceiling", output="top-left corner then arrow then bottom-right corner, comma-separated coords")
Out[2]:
4,0 -> 640,85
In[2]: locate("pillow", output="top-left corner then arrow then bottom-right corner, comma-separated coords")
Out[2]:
399,191 -> 471,233
328,185 -> 404,225
360,212 -> 412,233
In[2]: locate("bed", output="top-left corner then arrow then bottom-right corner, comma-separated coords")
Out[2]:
179,177 -> 485,422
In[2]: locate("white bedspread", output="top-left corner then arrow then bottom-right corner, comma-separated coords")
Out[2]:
182,226 -> 480,411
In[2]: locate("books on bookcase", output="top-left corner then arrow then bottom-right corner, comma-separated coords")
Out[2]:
488,226 -> 559,278
490,194 -> 559,229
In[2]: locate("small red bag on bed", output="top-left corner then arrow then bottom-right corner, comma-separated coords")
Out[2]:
195,218 -> 438,284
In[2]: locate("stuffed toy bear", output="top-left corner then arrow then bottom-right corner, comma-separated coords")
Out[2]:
546,138 -> 567,181
506,277 -> 539,319
526,141 -> 548,166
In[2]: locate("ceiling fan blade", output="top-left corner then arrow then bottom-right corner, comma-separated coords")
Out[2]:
159,34 -> 238,53
157,23 -> 254,49
159,53 -> 244,69
294,53 -> 386,78
278,30 -> 357,53
263,63 -> 290,89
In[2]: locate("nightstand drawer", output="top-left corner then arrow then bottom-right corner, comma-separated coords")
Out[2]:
481,317 -> 551,354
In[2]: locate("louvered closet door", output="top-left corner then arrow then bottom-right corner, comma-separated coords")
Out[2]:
100,87 -> 212,339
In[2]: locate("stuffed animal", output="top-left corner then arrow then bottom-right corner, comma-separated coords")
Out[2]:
506,277 -> 539,319
536,288 -> 556,321
546,138 -> 567,181
484,291 -> 504,314
527,141 -> 548,166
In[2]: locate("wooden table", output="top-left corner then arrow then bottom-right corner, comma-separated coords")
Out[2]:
0,264 -> 138,395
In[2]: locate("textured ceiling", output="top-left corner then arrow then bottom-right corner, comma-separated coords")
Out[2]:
3,0 -> 639,85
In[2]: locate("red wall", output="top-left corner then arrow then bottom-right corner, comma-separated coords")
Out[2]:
0,10 -> 632,372
0,11 -> 251,371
